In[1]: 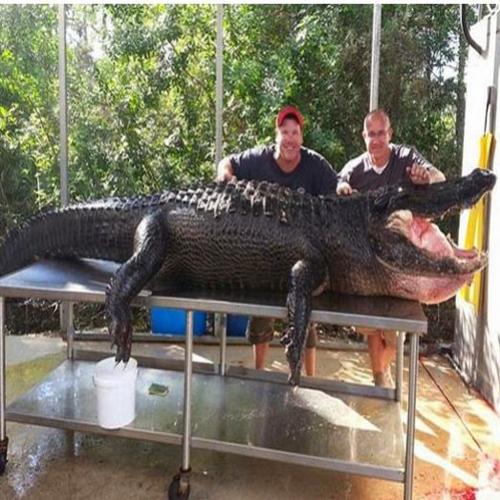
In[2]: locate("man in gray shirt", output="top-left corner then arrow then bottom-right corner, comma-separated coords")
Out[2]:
338,109 -> 444,194
337,109 -> 445,387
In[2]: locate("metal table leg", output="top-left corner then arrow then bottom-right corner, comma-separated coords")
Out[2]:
182,311 -> 193,471
169,310 -> 193,499
404,332 -> 419,500
395,331 -> 405,402
0,297 -> 8,474
219,313 -> 227,376
64,301 -> 75,360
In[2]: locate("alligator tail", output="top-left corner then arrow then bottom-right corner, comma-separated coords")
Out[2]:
0,203 -> 143,277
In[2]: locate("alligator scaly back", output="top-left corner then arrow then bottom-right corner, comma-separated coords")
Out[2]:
0,180 -> 346,278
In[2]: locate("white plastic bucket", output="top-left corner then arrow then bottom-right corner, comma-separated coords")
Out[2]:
93,357 -> 138,429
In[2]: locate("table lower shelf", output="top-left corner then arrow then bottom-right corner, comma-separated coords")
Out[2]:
6,359 -> 406,482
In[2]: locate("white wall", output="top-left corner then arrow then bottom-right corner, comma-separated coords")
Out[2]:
455,12 -> 500,411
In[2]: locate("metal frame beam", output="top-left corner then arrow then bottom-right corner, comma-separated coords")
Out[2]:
370,4 -> 382,111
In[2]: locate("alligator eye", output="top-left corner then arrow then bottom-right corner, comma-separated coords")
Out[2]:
373,186 -> 409,214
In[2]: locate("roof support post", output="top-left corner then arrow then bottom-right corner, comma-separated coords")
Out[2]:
58,4 -> 73,345
58,4 -> 69,207
215,5 -> 224,167
370,4 -> 382,111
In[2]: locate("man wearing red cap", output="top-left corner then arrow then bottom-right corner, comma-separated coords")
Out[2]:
219,105 -> 337,193
218,105 -> 338,376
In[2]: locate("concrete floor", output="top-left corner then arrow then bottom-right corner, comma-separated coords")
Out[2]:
1,335 -> 500,500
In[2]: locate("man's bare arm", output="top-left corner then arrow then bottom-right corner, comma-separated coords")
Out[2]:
217,157 -> 235,181
407,163 -> 445,185
336,181 -> 353,196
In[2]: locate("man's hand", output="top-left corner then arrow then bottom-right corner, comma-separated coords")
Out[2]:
336,181 -> 354,196
217,157 -> 235,182
407,163 -> 431,185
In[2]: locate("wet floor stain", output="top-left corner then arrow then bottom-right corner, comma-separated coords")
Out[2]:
6,352 -> 65,404
424,454 -> 500,499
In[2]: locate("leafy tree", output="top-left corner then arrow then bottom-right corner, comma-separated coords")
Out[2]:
0,5 -> 59,235
223,4 -> 466,178
67,4 -> 217,201
0,4 -> 469,224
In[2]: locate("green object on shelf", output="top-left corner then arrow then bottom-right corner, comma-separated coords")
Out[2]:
148,383 -> 169,396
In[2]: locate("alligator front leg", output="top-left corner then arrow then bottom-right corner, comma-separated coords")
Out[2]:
106,212 -> 168,363
281,256 -> 327,386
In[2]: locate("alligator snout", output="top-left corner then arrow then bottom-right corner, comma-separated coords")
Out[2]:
458,168 -> 496,208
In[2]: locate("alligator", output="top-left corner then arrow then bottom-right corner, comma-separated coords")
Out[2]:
0,168 -> 496,385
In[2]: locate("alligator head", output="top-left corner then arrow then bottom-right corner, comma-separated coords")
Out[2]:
366,168 -> 496,304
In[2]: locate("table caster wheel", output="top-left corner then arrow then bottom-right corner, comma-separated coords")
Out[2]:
0,453 -> 6,475
168,473 -> 190,500
0,437 -> 8,475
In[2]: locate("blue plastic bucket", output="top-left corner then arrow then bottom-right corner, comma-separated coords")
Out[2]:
227,314 -> 249,337
151,308 -> 207,336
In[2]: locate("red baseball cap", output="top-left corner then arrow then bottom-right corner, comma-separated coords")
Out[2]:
275,105 -> 304,129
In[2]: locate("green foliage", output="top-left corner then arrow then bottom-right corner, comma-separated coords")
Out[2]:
0,5 -> 59,235
223,4 -> 466,178
67,4 -> 216,201
378,5 -> 464,178
0,4 -> 469,234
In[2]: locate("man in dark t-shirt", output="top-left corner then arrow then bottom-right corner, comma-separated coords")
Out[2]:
217,105 -> 338,377
227,144 -> 337,195
339,143 -> 435,192
219,108 -> 337,195
338,110 -> 444,196
337,109 -> 445,388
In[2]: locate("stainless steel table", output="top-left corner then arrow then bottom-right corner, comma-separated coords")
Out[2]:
0,259 -> 426,499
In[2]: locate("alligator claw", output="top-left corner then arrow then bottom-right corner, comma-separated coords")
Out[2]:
109,315 -> 133,364
285,345 -> 302,386
115,338 -> 131,363
280,330 -> 292,348
287,363 -> 301,386
282,328 -> 302,386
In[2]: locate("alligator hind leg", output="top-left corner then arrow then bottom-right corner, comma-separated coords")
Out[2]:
281,256 -> 327,386
106,212 -> 168,363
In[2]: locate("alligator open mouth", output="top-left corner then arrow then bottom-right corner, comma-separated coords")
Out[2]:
382,209 -> 487,277
368,169 -> 496,302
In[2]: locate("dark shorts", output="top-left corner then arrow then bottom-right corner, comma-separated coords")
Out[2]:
246,316 -> 317,348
